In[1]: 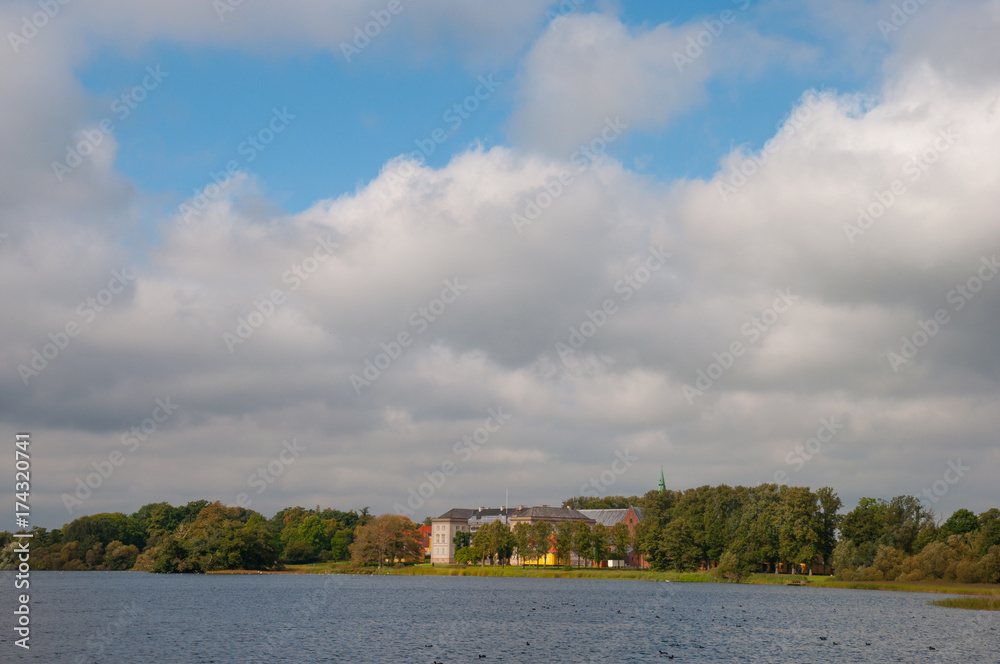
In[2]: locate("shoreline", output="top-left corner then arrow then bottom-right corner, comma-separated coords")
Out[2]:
214,564 -> 1000,604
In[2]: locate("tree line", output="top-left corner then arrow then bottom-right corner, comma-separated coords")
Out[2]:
565,486 -> 1000,583
2,486 -> 998,582
0,501 -> 365,573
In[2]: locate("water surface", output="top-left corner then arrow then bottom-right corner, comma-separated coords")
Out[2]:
1,572 -> 997,663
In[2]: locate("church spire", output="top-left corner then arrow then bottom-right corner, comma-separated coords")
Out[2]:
658,466 -> 666,492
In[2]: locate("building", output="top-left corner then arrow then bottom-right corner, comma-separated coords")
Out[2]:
467,506 -> 512,534
508,505 -> 595,566
430,508 -> 476,564
577,506 -> 648,568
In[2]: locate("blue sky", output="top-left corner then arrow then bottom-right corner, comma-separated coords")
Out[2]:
73,0 -> 882,216
5,0 -> 999,527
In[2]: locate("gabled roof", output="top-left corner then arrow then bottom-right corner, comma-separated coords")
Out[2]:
577,509 -> 629,526
629,506 -> 644,521
435,508 -> 477,520
509,506 -> 592,521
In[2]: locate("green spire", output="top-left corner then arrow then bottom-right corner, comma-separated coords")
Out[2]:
658,466 -> 666,492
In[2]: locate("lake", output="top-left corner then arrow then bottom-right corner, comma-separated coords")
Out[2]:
1,572 -> 998,663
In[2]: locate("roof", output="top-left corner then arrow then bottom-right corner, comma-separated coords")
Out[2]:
435,508 -> 477,520
630,506 -> 644,521
577,509 -> 629,526
509,506 -> 593,521
467,507 -> 511,519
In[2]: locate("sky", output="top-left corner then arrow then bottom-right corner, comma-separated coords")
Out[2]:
2,0 -> 999,529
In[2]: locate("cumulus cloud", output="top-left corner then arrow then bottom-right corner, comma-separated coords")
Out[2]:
2,0 -> 999,526
508,11 -> 810,154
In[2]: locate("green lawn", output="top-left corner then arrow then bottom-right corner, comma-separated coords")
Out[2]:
279,563 -> 1000,604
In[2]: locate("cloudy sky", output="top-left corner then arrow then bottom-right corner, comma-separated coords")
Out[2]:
2,0 -> 998,528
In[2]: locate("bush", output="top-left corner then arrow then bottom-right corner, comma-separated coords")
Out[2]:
282,539 -> 316,564
975,547 -> 1000,584
872,545 -> 904,581
713,551 -> 754,583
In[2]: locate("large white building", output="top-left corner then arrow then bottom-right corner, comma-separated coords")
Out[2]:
430,508 -> 475,564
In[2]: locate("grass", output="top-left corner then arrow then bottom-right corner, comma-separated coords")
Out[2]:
277,563 -> 1000,605
929,596 -> 1000,611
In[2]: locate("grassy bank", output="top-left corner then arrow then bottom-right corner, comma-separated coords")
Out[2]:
929,596 -> 1000,611
231,563 -> 1000,609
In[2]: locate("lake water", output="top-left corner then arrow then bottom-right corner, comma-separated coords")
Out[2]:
1,572 -> 998,663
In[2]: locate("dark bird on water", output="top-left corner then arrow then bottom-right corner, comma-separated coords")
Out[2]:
819,637 -> 827,641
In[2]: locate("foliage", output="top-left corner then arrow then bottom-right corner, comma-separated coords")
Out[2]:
349,514 -> 422,568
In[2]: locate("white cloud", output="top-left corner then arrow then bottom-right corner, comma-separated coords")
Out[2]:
2,0 -> 1000,525
508,11 -> 809,154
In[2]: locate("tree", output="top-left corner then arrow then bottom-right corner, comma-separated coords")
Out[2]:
454,546 -> 482,564
531,522 -> 553,566
713,550 -> 755,583
495,522 -> 516,566
349,514 -> 421,568
610,522 -> 631,564
453,530 -> 473,550
978,509 -> 1000,555
298,515 -> 329,552
659,518 -> 701,572
512,523 -> 532,567
815,487 -> 842,564
840,497 -> 888,546
572,520 -> 592,567
104,541 -> 140,570
940,509 -> 979,539
886,495 -> 932,554
590,524 -> 610,567
472,521 -> 515,567
778,487 -> 821,574
554,522 -> 575,566
283,539 -> 315,563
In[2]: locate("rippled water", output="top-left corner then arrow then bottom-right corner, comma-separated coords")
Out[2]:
1,571 -> 998,663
